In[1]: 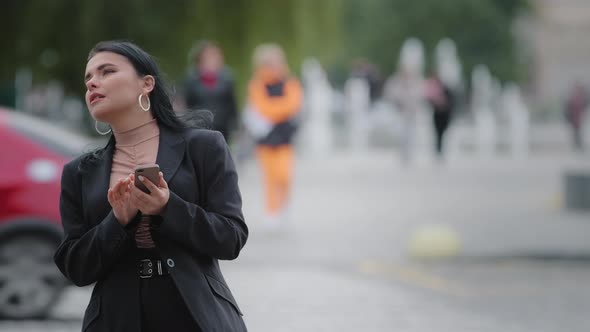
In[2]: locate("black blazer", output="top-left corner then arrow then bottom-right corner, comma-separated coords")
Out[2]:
53,126 -> 248,332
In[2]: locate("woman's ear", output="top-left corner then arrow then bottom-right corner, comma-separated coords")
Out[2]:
141,75 -> 155,94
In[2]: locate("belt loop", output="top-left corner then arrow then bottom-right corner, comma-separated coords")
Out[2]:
157,260 -> 162,275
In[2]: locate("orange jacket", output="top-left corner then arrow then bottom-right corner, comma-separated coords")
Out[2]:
248,68 -> 302,124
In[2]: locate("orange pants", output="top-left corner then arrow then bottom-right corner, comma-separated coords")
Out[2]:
256,145 -> 294,215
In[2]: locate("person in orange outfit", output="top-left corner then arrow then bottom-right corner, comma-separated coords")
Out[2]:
247,44 -> 302,226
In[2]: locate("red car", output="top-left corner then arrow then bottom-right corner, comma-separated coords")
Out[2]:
0,107 -> 96,319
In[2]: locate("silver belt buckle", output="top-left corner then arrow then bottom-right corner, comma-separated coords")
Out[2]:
139,258 -> 154,279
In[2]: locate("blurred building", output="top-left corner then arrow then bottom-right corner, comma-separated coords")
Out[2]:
529,0 -> 590,109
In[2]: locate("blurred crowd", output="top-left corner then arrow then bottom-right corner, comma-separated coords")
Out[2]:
9,38 -> 589,227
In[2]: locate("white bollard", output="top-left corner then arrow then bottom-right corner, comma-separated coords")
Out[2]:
301,58 -> 333,155
503,83 -> 530,159
472,65 -> 496,159
345,78 -> 370,151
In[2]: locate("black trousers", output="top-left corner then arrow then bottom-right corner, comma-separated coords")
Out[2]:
433,111 -> 451,155
137,250 -> 202,332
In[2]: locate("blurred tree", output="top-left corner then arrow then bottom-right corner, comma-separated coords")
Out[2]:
0,0 -> 528,111
341,0 -> 531,85
183,0 -> 343,103
0,0 -> 342,106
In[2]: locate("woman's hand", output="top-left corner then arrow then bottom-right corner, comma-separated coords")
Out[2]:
107,176 -> 138,225
129,172 -> 170,216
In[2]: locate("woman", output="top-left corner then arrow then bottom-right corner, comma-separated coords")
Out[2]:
183,40 -> 238,142
425,75 -> 454,158
565,81 -> 588,151
53,41 -> 248,332
247,44 -> 302,227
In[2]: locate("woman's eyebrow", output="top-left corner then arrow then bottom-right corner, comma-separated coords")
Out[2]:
84,63 -> 116,81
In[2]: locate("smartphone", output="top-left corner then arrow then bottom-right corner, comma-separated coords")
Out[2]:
134,164 -> 160,194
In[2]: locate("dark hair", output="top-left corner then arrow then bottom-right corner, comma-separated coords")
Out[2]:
80,40 -> 212,171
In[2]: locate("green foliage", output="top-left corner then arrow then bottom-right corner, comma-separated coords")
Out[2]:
341,0 -> 530,84
0,0 -> 529,107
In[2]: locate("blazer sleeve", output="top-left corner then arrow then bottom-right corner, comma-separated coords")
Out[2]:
156,131 -> 248,260
53,161 -> 137,287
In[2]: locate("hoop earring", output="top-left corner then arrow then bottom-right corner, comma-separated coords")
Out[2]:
138,94 -> 151,112
95,121 -> 112,135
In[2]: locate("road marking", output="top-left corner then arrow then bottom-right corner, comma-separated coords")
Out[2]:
359,259 -> 549,298
358,260 -> 471,297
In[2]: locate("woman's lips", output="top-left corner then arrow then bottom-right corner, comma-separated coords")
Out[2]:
89,93 -> 105,105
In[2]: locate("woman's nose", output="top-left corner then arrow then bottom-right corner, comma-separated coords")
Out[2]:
86,77 -> 98,90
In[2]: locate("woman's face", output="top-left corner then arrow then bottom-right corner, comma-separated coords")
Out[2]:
84,51 -> 152,122
261,50 -> 287,78
198,47 -> 223,72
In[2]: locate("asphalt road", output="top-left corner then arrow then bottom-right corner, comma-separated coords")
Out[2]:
3,147 -> 589,332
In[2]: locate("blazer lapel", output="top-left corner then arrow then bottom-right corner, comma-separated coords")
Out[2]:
156,126 -> 186,183
82,136 -> 115,223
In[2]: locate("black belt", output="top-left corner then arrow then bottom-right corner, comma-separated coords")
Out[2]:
138,258 -> 170,278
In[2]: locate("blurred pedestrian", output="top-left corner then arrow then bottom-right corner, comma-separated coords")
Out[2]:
564,81 -> 588,151
184,40 -> 238,142
425,75 -> 454,159
350,58 -> 383,108
383,66 -> 425,162
247,43 -> 302,227
54,41 -> 247,332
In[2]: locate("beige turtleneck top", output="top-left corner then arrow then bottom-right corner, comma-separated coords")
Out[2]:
110,118 -> 159,248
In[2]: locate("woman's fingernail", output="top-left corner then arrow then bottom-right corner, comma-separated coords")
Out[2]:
138,175 -> 144,181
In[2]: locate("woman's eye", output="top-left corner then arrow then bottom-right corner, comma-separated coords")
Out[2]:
103,69 -> 115,75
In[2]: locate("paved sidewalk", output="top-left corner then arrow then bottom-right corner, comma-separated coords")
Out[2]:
4,139 -> 589,332
239,147 -> 590,261
228,147 -> 590,331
